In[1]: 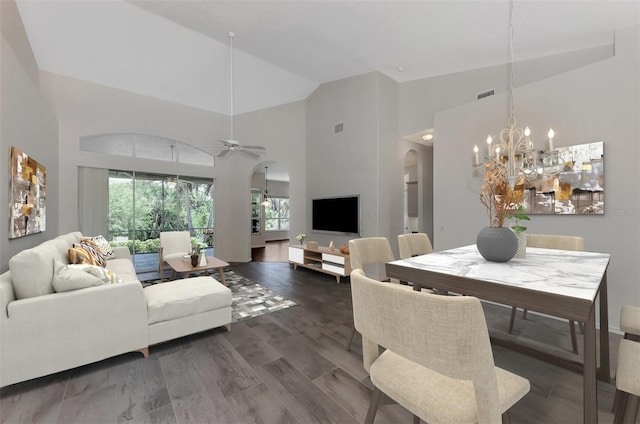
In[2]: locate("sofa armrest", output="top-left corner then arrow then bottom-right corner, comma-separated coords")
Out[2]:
2,280 -> 148,387
111,246 -> 132,261
0,272 -> 16,319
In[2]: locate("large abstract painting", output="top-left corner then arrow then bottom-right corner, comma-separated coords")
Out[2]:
9,147 -> 46,238
520,141 -> 604,214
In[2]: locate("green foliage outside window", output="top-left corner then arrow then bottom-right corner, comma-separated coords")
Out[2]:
108,171 -> 214,252
265,197 -> 290,231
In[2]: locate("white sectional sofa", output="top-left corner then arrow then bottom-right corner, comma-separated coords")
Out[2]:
0,232 -> 232,387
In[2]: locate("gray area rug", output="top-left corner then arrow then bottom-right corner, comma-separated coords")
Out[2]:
143,270 -> 296,323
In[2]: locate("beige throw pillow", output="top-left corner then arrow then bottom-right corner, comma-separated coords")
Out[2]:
52,261 -> 123,292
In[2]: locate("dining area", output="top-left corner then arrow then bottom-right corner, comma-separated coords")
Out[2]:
347,233 -> 639,424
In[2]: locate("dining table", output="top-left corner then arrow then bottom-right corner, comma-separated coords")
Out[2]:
386,244 -> 611,424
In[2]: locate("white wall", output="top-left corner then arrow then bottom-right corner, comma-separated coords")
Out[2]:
0,0 -> 59,272
306,72 -> 381,250
38,71 -> 305,263
434,25 -> 640,331
399,43 -> 615,138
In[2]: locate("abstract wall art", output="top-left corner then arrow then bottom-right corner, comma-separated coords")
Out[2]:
519,141 -> 604,215
9,147 -> 46,238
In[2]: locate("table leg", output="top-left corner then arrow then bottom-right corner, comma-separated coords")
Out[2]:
171,269 -> 176,280
218,268 -> 227,286
598,272 -> 610,383
584,306 -> 598,424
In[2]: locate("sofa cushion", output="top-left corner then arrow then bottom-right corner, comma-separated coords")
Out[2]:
9,240 -> 64,299
144,277 -> 232,325
105,258 -> 138,283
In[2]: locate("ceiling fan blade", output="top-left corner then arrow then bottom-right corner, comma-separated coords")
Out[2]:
217,149 -> 230,158
239,149 -> 260,159
241,145 -> 267,150
218,138 -> 241,147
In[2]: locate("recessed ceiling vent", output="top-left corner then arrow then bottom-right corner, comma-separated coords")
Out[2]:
334,122 -> 344,133
477,89 -> 495,100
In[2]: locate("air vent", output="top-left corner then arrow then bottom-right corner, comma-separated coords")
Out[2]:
477,89 -> 495,100
334,122 -> 344,133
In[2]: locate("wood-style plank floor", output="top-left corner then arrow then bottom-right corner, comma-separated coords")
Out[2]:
251,240 -> 289,262
0,262 -> 624,424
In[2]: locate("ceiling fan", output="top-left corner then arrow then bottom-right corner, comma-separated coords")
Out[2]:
215,32 -> 266,160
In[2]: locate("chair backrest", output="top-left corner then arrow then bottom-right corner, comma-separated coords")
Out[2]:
526,234 -> 584,251
349,237 -> 397,282
398,233 -> 433,259
159,231 -> 191,256
350,268 -> 501,423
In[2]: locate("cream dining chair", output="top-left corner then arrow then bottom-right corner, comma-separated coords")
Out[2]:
345,237 -> 402,351
614,339 -> 640,423
508,234 -> 584,354
612,304 -> 640,419
397,233 -> 433,259
351,269 -> 530,424
158,231 -> 192,274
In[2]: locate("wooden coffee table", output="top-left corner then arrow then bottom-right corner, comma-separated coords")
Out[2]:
165,256 -> 230,286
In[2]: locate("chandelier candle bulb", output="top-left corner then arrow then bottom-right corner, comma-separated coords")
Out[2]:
495,146 -> 501,160
548,128 -> 555,151
474,144 -> 479,164
487,135 -> 493,156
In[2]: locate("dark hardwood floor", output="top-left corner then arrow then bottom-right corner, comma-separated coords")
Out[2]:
0,262 -> 624,424
251,240 -> 289,262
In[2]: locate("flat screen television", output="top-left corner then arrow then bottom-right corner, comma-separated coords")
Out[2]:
312,195 -> 360,235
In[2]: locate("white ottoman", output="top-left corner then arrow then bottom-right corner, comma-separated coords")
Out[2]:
144,276 -> 232,345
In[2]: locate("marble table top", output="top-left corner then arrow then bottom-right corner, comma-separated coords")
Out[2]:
388,244 -> 610,302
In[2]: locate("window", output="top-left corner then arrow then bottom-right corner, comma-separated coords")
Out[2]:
265,197 -> 289,231
81,133 -> 214,167
108,170 -> 215,272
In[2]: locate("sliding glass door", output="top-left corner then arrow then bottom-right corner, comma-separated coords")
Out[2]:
108,170 -> 215,272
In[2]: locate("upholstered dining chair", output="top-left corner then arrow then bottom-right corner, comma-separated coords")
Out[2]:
351,269 -> 530,424
508,234 -> 585,354
346,237 -> 402,351
612,304 -> 640,418
620,304 -> 640,342
613,338 -> 640,423
158,231 -> 192,274
397,232 -> 433,259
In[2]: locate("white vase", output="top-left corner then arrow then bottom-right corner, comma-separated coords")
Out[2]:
513,231 -> 527,259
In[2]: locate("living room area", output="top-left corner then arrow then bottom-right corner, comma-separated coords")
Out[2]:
2,1 -> 639,423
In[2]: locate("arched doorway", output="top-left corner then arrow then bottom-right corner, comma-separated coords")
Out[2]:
250,162 -> 290,261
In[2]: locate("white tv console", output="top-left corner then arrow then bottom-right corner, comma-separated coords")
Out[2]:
288,244 -> 351,283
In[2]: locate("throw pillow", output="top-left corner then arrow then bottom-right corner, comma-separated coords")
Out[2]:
52,261 -> 124,292
74,240 -> 106,267
52,261 -> 104,292
68,245 -> 99,265
82,235 -> 115,260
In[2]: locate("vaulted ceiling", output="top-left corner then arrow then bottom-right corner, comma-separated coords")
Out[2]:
16,1 -> 639,116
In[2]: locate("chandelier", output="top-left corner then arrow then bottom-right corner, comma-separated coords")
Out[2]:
261,166 -> 272,207
471,0 -> 564,188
